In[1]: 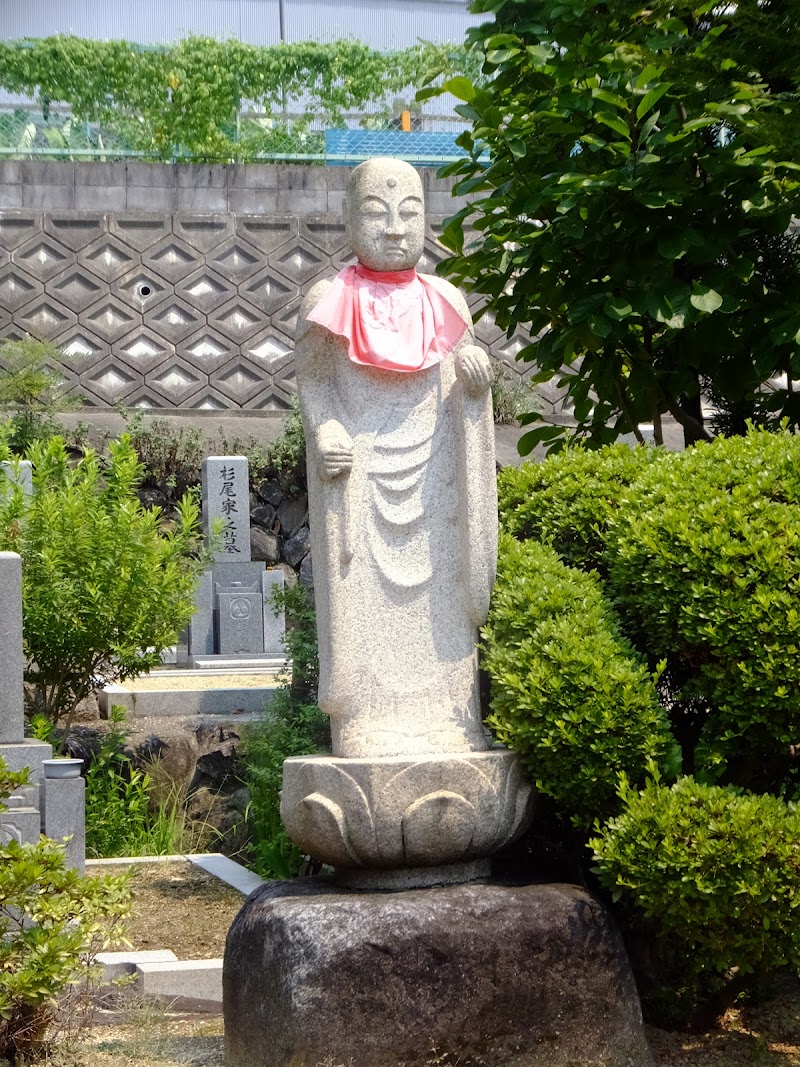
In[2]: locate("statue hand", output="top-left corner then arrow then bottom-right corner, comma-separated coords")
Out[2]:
317,420 -> 353,480
455,344 -> 493,398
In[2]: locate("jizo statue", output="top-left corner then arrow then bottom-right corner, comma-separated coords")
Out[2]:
295,157 -> 498,760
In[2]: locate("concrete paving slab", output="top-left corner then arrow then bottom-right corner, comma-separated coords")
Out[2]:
187,853 -> 265,897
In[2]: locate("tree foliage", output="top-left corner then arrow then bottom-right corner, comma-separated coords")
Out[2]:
429,0 -> 800,450
0,436 -> 207,731
0,760 -> 130,1060
0,36 -> 482,160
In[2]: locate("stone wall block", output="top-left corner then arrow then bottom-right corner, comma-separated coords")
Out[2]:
0,187 -> 23,209
176,164 -> 229,189
22,186 -> 75,210
126,163 -> 178,188
227,189 -> 280,215
75,186 -> 127,212
173,214 -> 235,253
127,186 -> 178,212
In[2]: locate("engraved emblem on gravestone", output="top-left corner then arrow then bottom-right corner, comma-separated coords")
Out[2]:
230,598 -> 252,619
281,158 -> 533,888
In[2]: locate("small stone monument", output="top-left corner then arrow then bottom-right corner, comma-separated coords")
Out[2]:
224,159 -> 653,1067
0,551 -> 86,871
187,456 -> 285,664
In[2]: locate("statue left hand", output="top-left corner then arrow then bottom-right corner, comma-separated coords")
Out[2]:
455,344 -> 493,398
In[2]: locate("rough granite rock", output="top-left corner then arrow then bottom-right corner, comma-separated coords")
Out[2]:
250,526 -> 281,565
224,878 -> 654,1067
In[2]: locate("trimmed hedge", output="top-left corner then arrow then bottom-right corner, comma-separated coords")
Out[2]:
592,776 -> 800,1021
497,442 -> 660,572
607,426 -> 800,775
482,535 -> 670,829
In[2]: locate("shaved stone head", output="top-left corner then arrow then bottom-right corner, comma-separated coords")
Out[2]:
344,157 -> 426,271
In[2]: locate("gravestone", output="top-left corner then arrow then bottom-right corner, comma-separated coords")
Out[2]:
218,591 -> 265,655
202,456 -> 251,562
0,552 -> 53,848
187,456 -> 285,664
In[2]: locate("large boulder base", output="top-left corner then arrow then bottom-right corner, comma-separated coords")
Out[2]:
223,878 -> 653,1067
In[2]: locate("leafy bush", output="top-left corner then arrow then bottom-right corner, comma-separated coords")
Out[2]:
0,336 -> 81,453
482,535 -> 670,829
124,413 -> 206,500
498,443 -> 661,572
591,776 -> 800,1025
0,758 -> 130,1060
606,426 -> 800,788
124,399 -> 307,502
488,427 -> 800,1024
241,583 -> 329,878
0,435 -> 207,732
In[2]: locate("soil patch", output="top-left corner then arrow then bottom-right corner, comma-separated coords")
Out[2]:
648,977 -> 800,1065
87,861 -> 244,959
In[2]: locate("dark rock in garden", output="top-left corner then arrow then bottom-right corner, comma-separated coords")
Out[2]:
132,732 -> 200,802
224,879 -> 654,1067
250,527 -> 281,566
62,724 -> 106,763
298,553 -> 313,588
187,785 -> 250,855
139,487 -> 170,511
258,479 -> 283,507
283,525 -> 310,568
274,562 -> 298,588
251,504 -> 278,530
277,494 -> 308,538
191,748 -> 243,791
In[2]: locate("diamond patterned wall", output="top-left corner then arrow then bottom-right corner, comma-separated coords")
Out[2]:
0,208 -> 553,414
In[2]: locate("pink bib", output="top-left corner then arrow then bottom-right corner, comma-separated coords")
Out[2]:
306,264 -> 469,373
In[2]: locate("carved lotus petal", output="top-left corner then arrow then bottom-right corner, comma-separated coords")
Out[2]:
401,790 -> 476,867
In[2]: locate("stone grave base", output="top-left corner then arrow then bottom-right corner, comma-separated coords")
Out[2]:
223,877 -> 654,1067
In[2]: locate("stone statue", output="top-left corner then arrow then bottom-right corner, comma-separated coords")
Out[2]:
281,158 -> 532,887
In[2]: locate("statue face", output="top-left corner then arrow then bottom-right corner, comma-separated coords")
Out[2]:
345,159 -> 426,272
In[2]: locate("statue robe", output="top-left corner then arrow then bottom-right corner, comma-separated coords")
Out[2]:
296,273 -> 497,760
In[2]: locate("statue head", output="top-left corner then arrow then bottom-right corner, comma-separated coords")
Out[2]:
344,158 -> 426,272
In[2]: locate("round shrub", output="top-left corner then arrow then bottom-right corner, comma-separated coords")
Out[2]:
498,443 -> 661,572
482,535 -> 671,828
591,776 -> 800,1021
607,426 -> 800,774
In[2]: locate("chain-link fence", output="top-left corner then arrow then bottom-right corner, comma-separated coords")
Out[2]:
0,105 -> 471,163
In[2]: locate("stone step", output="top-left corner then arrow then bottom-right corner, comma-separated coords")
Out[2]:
135,959 -> 223,1003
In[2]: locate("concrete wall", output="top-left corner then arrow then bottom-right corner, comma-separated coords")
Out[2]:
0,162 -> 540,415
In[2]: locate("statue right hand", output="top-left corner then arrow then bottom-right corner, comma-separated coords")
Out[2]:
317,421 -> 353,480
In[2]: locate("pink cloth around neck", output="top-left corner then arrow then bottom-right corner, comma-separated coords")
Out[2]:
306,264 -> 470,373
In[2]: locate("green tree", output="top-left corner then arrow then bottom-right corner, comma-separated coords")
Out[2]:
0,336 -> 81,453
0,435 -> 207,734
0,759 -> 130,1060
428,0 -> 800,450
0,36 -> 482,161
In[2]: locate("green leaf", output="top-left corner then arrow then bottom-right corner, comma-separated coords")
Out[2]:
636,83 -> 670,121
595,111 -> 630,139
690,285 -> 723,313
442,76 -> 475,103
